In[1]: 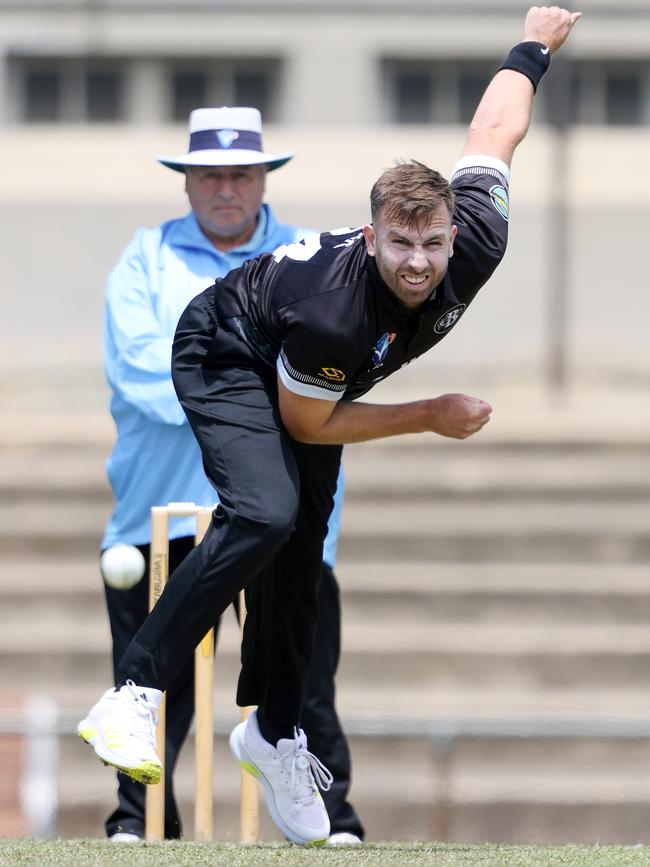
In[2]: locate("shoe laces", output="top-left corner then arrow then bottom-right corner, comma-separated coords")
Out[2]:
283,729 -> 333,807
124,680 -> 159,747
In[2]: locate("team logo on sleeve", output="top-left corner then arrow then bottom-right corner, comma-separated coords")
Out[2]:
434,304 -> 466,334
319,367 -> 346,382
371,332 -> 397,369
489,184 -> 510,221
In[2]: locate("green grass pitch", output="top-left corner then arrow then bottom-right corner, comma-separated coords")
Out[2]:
2,841 -> 650,867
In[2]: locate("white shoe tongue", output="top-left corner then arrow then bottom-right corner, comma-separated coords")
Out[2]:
277,733 -> 307,755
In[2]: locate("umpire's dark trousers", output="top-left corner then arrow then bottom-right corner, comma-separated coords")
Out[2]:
117,291 -> 343,743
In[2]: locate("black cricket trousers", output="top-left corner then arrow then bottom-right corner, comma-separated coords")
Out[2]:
117,294 -> 342,731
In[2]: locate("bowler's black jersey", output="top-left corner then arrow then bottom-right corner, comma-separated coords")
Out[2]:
199,156 -> 510,402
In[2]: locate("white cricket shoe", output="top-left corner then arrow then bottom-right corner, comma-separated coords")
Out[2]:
229,709 -> 333,845
77,680 -> 162,785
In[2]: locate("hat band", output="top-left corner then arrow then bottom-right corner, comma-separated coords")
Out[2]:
189,128 -> 263,153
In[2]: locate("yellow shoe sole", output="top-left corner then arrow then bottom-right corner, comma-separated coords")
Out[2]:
78,728 -> 162,785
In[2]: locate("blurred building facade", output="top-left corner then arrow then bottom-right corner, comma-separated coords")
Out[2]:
2,0 -> 650,128
0,0 -> 649,384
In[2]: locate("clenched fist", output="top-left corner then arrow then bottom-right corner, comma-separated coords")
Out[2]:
418,393 -> 493,440
523,6 -> 582,55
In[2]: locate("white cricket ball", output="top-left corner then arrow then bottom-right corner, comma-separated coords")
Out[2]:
101,544 -> 146,590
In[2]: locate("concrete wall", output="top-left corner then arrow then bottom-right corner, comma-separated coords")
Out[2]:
2,123 -> 649,388
2,1 -> 650,125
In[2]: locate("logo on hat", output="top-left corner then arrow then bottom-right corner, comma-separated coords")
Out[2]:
216,129 -> 240,149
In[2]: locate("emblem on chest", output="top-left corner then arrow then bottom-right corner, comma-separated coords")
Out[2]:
434,304 -> 466,334
370,331 -> 397,369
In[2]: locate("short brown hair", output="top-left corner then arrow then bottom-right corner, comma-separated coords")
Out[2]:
370,159 -> 454,229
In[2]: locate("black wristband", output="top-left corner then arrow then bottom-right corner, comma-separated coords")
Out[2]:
498,41 -> 551,92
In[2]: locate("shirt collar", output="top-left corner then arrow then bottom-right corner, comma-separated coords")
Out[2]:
173,205 -> 270,256
231,204 -> 269,255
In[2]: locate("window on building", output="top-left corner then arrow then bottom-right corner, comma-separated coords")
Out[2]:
384,57 -> 650,127
458,69 -> 493,123
12,57 -> 124,122
170,60 -> 280,123
384,63 -> 431,124
384,59 -> 496,124
86,68 -> 122,121
385,60 -> 434,123
23,68 -> 60,121
605,73 -> 643,125
569,61 -> 648,125
11,55 -> 282,124
234,71 -> 271,116
172,71 -> 208,122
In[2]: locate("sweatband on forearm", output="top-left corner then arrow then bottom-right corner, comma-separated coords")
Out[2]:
498,41 -> 551,92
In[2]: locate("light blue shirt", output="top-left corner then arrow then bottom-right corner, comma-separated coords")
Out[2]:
102,204 -> 344,568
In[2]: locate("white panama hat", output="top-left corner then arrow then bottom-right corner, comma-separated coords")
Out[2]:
157,106 -> 293,173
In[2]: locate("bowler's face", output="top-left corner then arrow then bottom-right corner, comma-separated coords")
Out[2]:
363,202 -> 457,310
185,164 -> 266,250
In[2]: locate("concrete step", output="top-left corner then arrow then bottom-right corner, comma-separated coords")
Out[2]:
3,402 -> 649,448
10,615 -> 650,656
53,730 -> 650,844
3,377 -> 650,453
4,440 -> 650,503
4,558 -> 650,624
0,446 -> 109,501
6,616 -> 650,692
9,682 -> 650,728
341,561 -> 650,622
335,688 -> 650,722
5,555 -> 650,594
341,500 -> 650,536
54,788 -> 650,845
3,499 -> 650,561
4,392 -> 650,844
339,500 -> 650,562
343,442 -> 650,502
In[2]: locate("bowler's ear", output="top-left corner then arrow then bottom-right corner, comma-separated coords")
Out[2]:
363,223 -> 376,256
449,223 -> 458,258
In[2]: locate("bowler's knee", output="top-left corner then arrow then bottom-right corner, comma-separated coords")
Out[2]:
255,503 -> 297,550
229,494 -> 297,554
